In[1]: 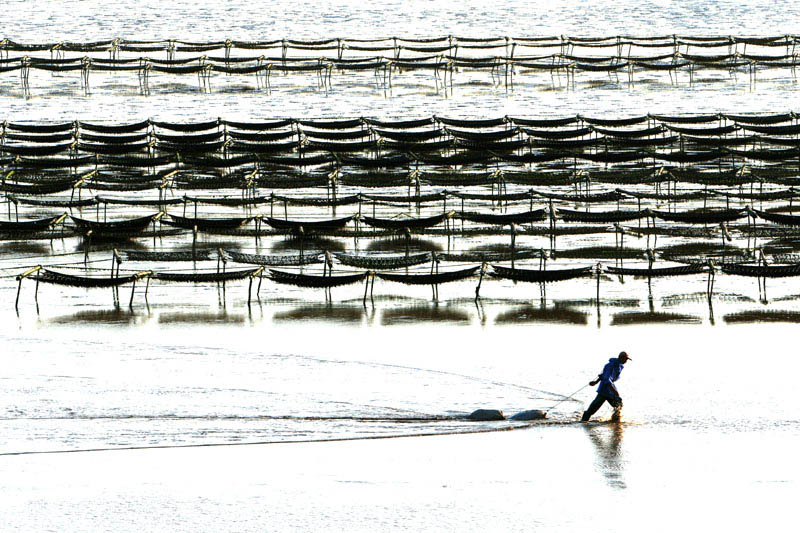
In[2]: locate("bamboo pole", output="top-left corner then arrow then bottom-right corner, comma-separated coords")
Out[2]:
15,265 -> 42,311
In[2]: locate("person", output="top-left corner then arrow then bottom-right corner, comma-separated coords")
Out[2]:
581,351 -> 631,422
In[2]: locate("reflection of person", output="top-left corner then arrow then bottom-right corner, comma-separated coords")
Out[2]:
581,351 -> 631,422
584,423 -> 626,489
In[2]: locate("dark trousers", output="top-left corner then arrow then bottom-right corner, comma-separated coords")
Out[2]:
581,393 -> 623,422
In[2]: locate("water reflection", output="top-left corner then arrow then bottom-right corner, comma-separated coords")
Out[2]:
583,422 -> 626,490
0,241 -> 52,255
658,241 -> 749,261
495,305 -> 588,325
554,298 -> 639,309
75,233 -> 147,245
76,238 -> 149,254
45,307 -> 150,326
271,237 -> 346,253
610,311 -> 702,326
149,242 -> 223,254
381,304 -> 471,325
552,246 -> 645,260
367,238 -> 443,253
661,292 -> 753,307
763,237 -> 800,254
467,243 -> 521,253
272,304 -> 366,324
157,310 -> 246,325
723,310 -> 800,324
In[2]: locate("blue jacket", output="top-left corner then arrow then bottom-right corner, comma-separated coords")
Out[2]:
597,358 -> 624,398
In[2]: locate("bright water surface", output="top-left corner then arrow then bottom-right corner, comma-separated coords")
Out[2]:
2,1 -> 800,531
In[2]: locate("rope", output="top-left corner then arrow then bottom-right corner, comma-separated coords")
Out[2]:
0,422 -> 534,457
543,383 -> 591,413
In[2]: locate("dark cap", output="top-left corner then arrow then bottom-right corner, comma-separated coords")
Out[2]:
619,351 -> 632,361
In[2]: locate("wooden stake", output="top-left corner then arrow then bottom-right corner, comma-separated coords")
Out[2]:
129,279 -> 136,307
475,263 -> 486,299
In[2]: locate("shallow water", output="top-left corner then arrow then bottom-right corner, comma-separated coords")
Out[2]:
2,315 -> 800,531
2,0 -> 800,120
2,1 -> 800,531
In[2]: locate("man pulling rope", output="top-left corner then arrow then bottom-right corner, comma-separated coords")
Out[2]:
581,351 -> 631,422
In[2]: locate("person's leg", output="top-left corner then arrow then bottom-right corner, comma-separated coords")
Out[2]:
581,394 -> 607,421
609,396 -> 624,422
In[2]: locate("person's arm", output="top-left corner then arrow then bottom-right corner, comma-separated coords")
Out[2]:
591,363 -> 614,387
602,363 -> 615,382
